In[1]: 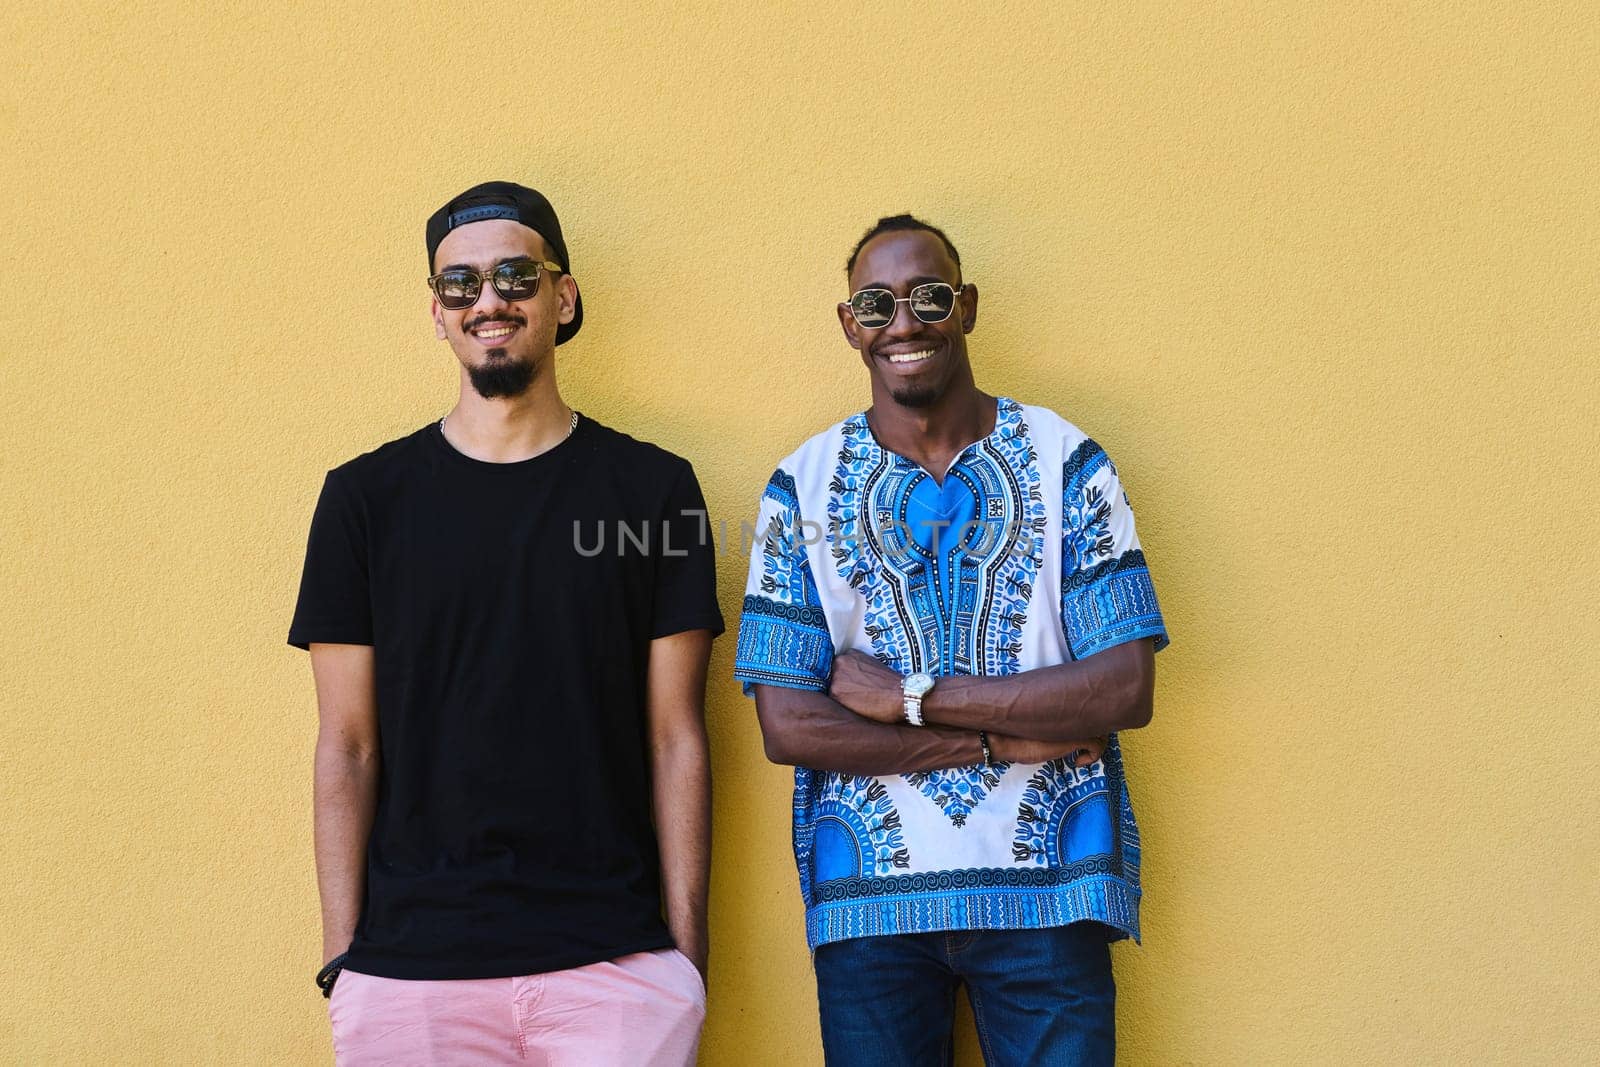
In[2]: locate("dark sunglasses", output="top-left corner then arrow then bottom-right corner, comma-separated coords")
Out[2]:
845,282 -> 966,329
428,259 -> 564,310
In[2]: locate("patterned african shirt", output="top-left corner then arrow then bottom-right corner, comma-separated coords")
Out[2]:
734,398 -> 1169,950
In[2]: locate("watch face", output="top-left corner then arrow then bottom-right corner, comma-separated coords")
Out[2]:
904,672 -> 936,697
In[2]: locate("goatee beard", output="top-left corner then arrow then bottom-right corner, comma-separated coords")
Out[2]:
889,383 -> 940,408
468,351 -> 538,399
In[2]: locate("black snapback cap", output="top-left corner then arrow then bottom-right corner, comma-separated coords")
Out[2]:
426,181 -> 583,345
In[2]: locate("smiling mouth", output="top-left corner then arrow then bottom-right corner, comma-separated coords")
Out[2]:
881,348 -> 936,365
470,322 -> 519,343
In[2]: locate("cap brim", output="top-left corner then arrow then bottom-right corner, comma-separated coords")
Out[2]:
556,282 -> 583,345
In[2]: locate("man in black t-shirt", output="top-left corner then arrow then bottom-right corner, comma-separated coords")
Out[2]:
290,182 -> 722,1065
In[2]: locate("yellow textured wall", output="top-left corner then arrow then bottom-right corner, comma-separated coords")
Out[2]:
3,2 -> 1596,1062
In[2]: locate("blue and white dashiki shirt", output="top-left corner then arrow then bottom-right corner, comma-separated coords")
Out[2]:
734,398 -> 1169,951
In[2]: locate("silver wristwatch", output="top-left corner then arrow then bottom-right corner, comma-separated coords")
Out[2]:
902,672 -> 936,726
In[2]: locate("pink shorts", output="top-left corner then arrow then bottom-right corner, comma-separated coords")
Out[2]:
327,948 -> 706,1066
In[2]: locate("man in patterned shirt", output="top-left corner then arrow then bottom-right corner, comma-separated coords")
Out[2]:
735,215 -> 1169,1065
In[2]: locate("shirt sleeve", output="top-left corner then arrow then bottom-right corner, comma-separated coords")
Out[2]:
1059,438 -> 1170,658
732,467 -> 834,696
288,469 -> 374,650
650,461 -> 726,640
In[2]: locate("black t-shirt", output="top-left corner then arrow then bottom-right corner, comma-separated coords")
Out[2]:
288,416 -> 724,980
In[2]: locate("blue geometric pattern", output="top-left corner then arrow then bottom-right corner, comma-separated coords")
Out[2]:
1062,436 -> 1113,498
825,417 -> 919,674
734,400 -> 1168,952
735,594 -> 832,692
827,400 -> 1044,826
1014,756 -> 1118,867
1060,439 -> 1169,658
981,406 -> 1047,676
1061,549 -> 1166,658
804,863 -> 1141,949
1062,438 -> 1115,573
734,468 -> 834,694
758,471 -> 818,607
901,763 -> 1008,828
795,770 -> 911,895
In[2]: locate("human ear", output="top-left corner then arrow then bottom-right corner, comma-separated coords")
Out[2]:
837,302 -> 863,350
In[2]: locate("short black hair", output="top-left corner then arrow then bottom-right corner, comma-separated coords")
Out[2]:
845,214 -> 962,279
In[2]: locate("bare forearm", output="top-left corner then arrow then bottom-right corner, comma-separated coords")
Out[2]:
313,742 -> 378,964
922,640 -> 1155,740
652,731 -> 711,969
758,688 -> 984,776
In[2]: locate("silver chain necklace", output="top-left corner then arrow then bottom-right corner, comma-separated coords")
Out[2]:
439,409 -> 579,444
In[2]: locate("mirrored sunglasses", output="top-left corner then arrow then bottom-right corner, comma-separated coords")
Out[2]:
428,259 -> 563,310
847,282 -> 966,329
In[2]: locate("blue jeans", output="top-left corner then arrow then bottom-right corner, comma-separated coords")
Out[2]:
812,923 -> 1116,1067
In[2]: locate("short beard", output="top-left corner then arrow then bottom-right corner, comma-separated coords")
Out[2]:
888,382 -> 941,408
468,351 -> 537,399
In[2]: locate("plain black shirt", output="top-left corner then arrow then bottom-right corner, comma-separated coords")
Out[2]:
289,416 -> 724,979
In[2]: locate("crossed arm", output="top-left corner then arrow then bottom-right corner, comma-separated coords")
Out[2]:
753,637 -> 1156,776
